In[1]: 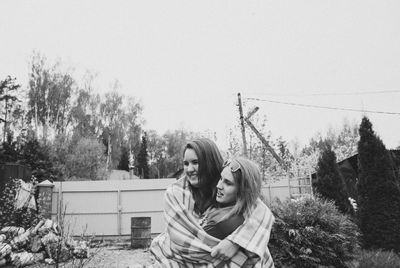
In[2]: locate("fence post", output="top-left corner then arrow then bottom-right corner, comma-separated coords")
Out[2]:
37,180 -> 54,219
117,189 -> 122,237
56,181 -> 63,223
268,184 -> 272,205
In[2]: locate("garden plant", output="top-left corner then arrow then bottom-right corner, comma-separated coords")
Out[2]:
268,196 -> 359,268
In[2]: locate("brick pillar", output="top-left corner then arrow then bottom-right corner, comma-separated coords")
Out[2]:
37,180 -> 54,219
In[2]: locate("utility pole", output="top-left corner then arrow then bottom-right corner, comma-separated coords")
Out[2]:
237,93 -> 248,156
244,107 -> 287,170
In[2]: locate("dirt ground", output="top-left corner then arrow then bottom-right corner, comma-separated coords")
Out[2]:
82,245 -> 155,268
24,245 -> 155,268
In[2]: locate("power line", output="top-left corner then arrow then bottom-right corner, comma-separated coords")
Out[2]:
246,97 -> 400,115
248,89 -> 400,97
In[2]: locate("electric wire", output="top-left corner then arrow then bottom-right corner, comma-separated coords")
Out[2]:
247,90 -> 400,97
246,97 -> 400,115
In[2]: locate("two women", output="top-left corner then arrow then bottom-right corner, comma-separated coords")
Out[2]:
150,138 -> 274,267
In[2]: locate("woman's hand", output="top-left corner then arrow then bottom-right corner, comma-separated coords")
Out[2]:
210,239 -> 240,260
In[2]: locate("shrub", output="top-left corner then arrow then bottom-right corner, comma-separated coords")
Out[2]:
0,177 -> 40,229
357,250 -> 400,268
269,196 -> 360,268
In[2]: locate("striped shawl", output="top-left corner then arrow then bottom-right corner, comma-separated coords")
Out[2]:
150,177 -> 275,268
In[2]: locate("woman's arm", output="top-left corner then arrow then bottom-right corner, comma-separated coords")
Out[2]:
202,207 -> 244,240
210,239 -> 240,260
211,199 -> 275,264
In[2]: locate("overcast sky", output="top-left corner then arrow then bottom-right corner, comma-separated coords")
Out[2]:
1,0 -> 399,150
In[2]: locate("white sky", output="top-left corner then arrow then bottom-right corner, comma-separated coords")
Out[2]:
1,0 -> 399,150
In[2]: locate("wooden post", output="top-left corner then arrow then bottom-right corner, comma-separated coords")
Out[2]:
244,116 -> 286,169
237,93 -> 248,157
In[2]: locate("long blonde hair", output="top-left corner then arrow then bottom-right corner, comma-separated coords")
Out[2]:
224,157 -> 262,217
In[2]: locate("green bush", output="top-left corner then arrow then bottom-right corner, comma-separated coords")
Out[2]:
269,196 -> 360,268
357,250 -> 400,268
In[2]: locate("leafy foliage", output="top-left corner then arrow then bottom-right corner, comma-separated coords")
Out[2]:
315,144 -> 353,214
269,196 -> 360,268
65,137 -> 107,180
16,133 -> 59,181
357,116 -> 400,251
0,133 -> 20,163
0,178 -> 40,229
70,72 -> 100,139
27,52 -> 74,138
292,119 -> 359,176
146,129 -> 198,178
357,250 -> 400,268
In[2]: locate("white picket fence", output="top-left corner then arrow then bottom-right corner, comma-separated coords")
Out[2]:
50,177 -> 311,238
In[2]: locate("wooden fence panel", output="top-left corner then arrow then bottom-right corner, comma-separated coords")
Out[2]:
63,214 -> 118,237
62,191 -> 117,214
49,177 -> 312,238
51,179 -> 176,238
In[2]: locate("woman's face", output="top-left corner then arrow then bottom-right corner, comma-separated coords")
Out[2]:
216,166 -> 238,205
183,148 -> 200,187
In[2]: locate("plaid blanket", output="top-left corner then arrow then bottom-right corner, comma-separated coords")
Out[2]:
150,177 -> 275,268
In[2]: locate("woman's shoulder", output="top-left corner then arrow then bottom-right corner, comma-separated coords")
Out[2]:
165,176 -> 197,213
166,176 -> 191,197
168,176 -> 187,190
243,198 -> 271,218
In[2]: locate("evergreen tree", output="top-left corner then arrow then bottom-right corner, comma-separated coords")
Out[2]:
0,132 -> 20,163
20,134 -> 59,181
137,133 -> 149,179
315,143 -> 353,214
118,145 -> 130,171
357,116 -> 400,251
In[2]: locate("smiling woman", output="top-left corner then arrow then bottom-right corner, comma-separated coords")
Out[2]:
182,138 -> 224,215
183,148 -> 200,187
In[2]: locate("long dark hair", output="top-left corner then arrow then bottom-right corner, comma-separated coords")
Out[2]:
184,138 -> 223,214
